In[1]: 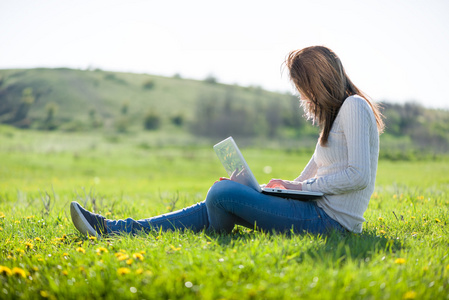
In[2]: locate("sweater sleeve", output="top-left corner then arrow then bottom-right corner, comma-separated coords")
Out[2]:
301,98 -> 374,194
294,154 -> 318,182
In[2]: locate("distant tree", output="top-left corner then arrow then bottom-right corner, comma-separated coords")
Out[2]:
265,100 -> 281,138
104,73 -> 116,81
44,102 -> 58,130
170,113 -> 184,126
190,89 -> 256,138
142,79 -> 155,90
11,88 -> 35,127
115,117 -> 129,133
143,110 -> 161,130
204,74 -> 217,84
121,101 -> 129,115
88,108 -> 102,128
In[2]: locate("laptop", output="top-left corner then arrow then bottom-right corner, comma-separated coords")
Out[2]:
213,137 -> 323,201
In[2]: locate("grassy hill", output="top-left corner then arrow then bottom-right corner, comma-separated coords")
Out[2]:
1,68 -> 449,154
0,68 -> 294,128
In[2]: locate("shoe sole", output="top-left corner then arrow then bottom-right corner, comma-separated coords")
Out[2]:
70,202 -> 100,238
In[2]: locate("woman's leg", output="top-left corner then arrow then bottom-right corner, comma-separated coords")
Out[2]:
205,180 -> 345,234
106,202 -> 209,234
71,180 -> 344,236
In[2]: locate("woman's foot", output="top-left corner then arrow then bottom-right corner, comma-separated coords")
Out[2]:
70,201 -> 108,238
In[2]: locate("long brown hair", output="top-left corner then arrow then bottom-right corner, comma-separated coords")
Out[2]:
285,46 -> 384,146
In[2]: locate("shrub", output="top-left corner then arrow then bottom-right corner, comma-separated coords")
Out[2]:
203,75 -> 217,84
143,110 -> 161,130
115,117 -> 129,133
170,113 -> 184,126
142,80 -> 155,90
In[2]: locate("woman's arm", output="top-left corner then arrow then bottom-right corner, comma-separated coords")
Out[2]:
294,154 -> 318,182
265,152 -> 317,190
301,97 -> 375,194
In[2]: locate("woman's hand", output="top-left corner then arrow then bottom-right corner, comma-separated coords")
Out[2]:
214,168 -> 249,186
214,177 -> 229,184
266,179 -> 302,190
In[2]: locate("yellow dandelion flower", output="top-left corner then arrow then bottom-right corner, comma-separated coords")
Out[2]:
379,230 -> 386,235
411,232 -> 418,236
393,194 -> 397,199
126,259 -> 133,265
62,270 -> 68,276
40,291 -> 49,298
410,216 -> 416,220
117,267 -> 131,275
26,215 -> 35,219
403,290 -> 417,299
140,250 -> 146,254
378,217 -> 384,221
170,245 -> 181,251
115,253 -> 129,261
119,249 -> 127,253
96,247 -> 108,255
79,266 -> 85,272
0,212 -> 5,218
395,258 -> 406,265
88,236 -> 97,241
0,266 -> 12,276
16,248 -> 25,254
25,242 -> 34,250
76,247 -> 86,254
133,253 -> 144,261
105,212 -> 112,217
435,218 -> 441,223
34,237 -> 42,242
62,252 -> 69,257
136,268 -> 144,275
11,267 -> 26,278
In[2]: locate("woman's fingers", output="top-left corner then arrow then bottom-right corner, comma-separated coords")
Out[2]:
266,179 -> 302,190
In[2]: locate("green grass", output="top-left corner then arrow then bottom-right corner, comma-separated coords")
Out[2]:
0,127 -> 448,299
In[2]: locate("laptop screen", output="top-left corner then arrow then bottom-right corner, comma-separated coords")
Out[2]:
213,137 -> 262,192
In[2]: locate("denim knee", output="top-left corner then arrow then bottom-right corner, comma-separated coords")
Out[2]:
205,180 -> 235,207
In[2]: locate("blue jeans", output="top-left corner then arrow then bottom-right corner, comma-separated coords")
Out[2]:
106,180 -> 345,235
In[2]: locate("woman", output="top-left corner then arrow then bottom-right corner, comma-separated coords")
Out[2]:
70,46 -> 384,237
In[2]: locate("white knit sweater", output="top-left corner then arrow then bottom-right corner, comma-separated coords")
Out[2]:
295,95 -> 379,233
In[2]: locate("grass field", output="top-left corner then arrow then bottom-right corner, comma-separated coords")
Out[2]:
0,127 -> 448,299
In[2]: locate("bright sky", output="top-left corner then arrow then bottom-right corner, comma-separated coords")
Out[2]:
1,0 -> 448,109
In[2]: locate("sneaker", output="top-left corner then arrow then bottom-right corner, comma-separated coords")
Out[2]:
70,201 -> 107,238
